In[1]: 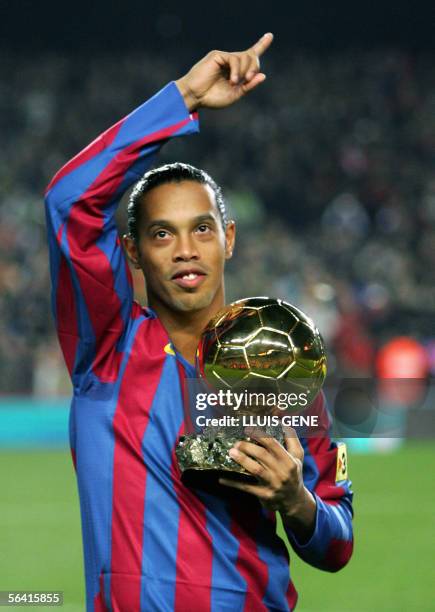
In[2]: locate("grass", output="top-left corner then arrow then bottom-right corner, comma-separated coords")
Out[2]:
1,443 -> 434,611
280,442 -> 435,611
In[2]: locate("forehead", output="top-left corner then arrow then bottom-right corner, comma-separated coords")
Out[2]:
139,180 -> 219,224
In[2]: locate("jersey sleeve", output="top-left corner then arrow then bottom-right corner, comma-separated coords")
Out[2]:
44,82 -> 199,389
284,393 -> 354,572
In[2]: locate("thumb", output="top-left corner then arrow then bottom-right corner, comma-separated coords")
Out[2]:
283,426 -> 304,462
241,72 -> 266,94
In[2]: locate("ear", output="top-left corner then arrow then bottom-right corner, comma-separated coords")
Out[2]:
122,234 -> 141,269
224,220 -> 236,259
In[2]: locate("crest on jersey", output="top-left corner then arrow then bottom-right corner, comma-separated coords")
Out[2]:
164,343 -> 175,356
335,443 -> 348,482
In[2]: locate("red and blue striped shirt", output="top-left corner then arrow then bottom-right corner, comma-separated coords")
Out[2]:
45,82 -> 353,611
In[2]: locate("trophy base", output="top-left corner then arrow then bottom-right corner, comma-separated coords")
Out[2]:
176,428 -> 284,494
181,466 -> 258,495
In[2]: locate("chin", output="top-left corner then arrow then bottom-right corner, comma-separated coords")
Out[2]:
171,292 -> 214,313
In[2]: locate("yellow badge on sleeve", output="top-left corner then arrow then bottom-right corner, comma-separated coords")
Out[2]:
335,443 -> 348,482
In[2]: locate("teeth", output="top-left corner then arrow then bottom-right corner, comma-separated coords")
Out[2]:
182,273 -> 197,280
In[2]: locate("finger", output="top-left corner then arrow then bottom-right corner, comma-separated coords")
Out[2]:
237,438 -> 280,468
238,53 -> 253,82
283,426 -> 304,462
227,54 -> 241,84
244,431 -> 288,460
219,478 -> 271,499
229,446 -> 272,481
213,51 -> 241,84
241,72 -> 266,93
245,55 -> 260,82
250,32 -> 274,58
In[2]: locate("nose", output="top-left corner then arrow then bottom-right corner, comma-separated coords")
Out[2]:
172,233 -> 200,262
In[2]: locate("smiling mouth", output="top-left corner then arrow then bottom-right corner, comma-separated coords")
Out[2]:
171,271 -> 206,289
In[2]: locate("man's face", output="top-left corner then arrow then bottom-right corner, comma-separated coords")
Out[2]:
124,180 -> 235,314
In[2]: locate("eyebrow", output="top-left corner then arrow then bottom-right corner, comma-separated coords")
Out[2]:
146,214 -> 217,232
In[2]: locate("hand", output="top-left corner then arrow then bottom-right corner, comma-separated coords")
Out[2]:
219,427 -> 315,523
175,33 -> 274,111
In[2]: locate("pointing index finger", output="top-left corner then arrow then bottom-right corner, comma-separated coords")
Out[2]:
251,32 -> 274,57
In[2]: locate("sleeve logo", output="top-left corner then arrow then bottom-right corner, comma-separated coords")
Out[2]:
335,443 -> 348,482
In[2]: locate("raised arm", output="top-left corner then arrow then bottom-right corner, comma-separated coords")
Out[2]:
45,35 -> 273,390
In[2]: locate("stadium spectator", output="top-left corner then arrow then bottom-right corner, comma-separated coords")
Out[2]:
1,49 -> 434,392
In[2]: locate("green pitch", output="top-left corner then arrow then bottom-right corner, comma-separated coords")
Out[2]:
1,443 -> 434,611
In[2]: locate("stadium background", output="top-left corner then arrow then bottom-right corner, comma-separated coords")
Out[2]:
1,1 -> 434,610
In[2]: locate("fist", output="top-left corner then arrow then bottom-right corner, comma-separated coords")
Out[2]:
175,33 -> 274,111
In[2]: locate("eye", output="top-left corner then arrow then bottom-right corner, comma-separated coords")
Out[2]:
196,224 -> 211,234
153,230 -> 170,239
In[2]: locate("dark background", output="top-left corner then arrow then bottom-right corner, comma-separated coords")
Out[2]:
1,0 -> 435,54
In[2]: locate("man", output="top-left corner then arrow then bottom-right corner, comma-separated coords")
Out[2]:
45,33 -> 353,611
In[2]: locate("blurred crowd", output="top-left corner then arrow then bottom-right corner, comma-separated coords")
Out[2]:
1,49 -> 434,393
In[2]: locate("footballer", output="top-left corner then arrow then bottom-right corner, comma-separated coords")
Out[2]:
45,33 -> 353,611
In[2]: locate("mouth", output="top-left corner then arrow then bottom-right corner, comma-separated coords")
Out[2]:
171,268 -> 207,289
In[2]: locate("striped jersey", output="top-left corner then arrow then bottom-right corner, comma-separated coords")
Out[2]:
45,81 -> 354,611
